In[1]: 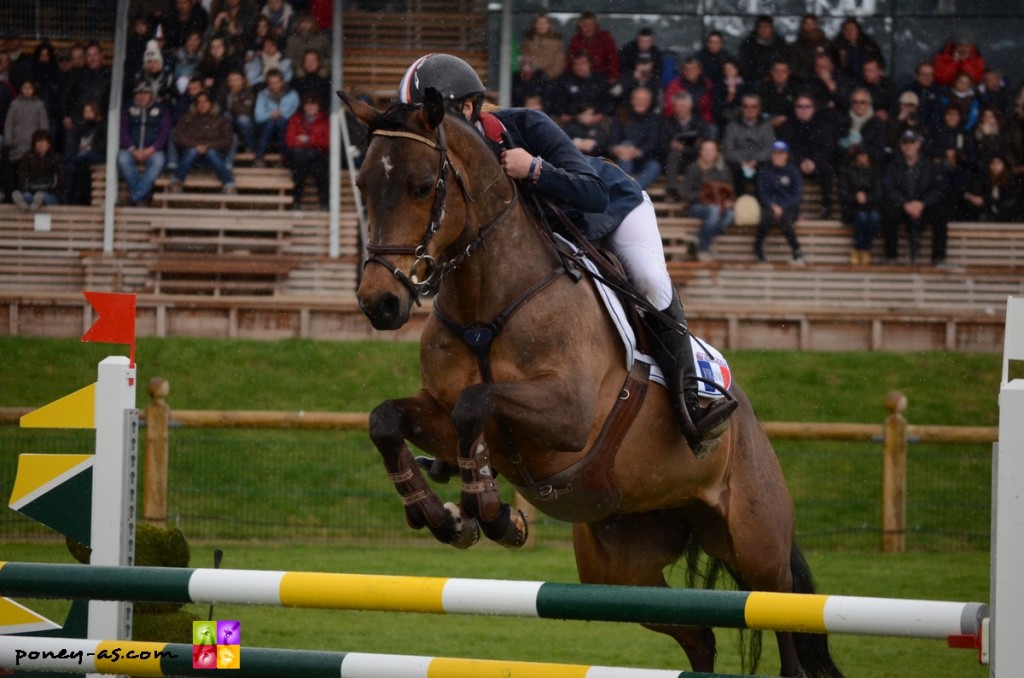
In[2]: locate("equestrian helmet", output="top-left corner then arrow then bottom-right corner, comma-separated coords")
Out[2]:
398,53 -> 485,105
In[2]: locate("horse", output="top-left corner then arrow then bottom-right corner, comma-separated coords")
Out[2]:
340,88 -> 842,678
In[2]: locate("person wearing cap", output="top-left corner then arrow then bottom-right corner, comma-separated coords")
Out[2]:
135,39 -> 176,105
888,90 -> 928,152
883,129 -> 949,266
117,83 -> 172,206
387,53 -> 738,457
754,140 -> 804,264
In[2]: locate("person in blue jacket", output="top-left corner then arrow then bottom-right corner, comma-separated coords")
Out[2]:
755,140 -> 805,264
393,54 -> 737,456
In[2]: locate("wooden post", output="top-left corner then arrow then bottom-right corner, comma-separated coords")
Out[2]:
882,390 -> 908,553
144,377 -> 170,527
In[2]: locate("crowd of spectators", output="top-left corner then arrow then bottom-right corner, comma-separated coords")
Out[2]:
512,11 -> 1024,266
0,0 -> 339,212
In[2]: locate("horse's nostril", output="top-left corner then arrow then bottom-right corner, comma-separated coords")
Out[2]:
379,293 -> 401,321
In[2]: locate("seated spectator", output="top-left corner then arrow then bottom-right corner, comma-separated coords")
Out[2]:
245,15 -> 274,59
618,27 -> 663,88
755,140 -> 804,264
974,107 -> 1021,168
838,145 -> 883,264
941,72 -> 980,131
208,0 -> 256,55
710,58 -> 749,131
831,18 -> 884,83
680,139 -> 735,261
860,58 -> 898,122
261,0 -> 296,41
888,91 -> 930,155
722,93 -> 774,196
198,34 -> 241,93
662,90 -> 712,201
562,103 -> 606,157
964,155 -> 1022,222
12,129 -> 61,211
836,88 -> 887,165
511,56 -> 551,109
616,54 -> 661,112
904,61 -> 944,131
519,12 -> 564,82
566,11 -> 619,83
285,13 -> 329,77
161,0 -> 209,51
291,50 -> 330,109
804,51 -> 852,114
933,34 -> 985,87
779,94 -> 837,218
116,84 -> 172,206
928,105 -> 977,217
125,14 -> 155,87
1014,88 -> 1024,174
218,69 -> 256,164
253,68 -> 298,166
64,100 -> 106,205
173,30 -> 205,93
168,89 -> 235,194
756,60 -> 798,130
738,15 -> 790,85
551,50 -> 610,123
284,91 -> 330,210
60,42 -> 110,134
977,69 -> 1012,118
245,36 -> 293,88
30,42 -> 61,125
136,40 -> 177,105
791,14 -> 835,79
696,31 -> 733,86
606,86 -> 662,189
663,57 -> 714,123
883,129 -> 949,266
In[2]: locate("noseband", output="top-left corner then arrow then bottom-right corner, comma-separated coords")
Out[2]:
364,122 -> 516,303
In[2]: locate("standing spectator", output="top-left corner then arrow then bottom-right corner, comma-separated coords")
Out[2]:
933,35 -> 985,87
681,139 -> 735,261
162,0 -> 209,51
619,28 -> 663,88
663,57 -> 713,124
286,13 -> 329,76
550,50 -> 610,123
12,129 -> 62,211
737,15 -> 790,85
662,91 -> 711,201
860,58 -> 898,122
883,129 -> 949,266
245,36 -> 293,88
117,84 -> 172,206
261,0 -> 296,42
711,58 -> 749,131
511,56 -> 551,110
838,145 -> 883,264
888,91 -> 930,154
964,155 -> 1022,222
284,91 -> 329,210
135,40 -> 177,105
941,72 -> 981,132
791,14 -> 834,79
837,88 -> 888,165
804,51 -> 852,114
904,62 -> 945,131
756,60 -> 798,130
607,86 -> 662,189
64,100 -> 106,204
565,11 -> 619,83
253,68 -> 298,167
4,79 -> 49,178
779,94 -> 837,219
291,50 -> 330,109
198,35 -> 242,93
61,42 -> 111,135
562,103 -> 607,158
218,69 -> 256,163
173,30 -> 206,93
168,90 -> 235,194
696,31 -> 733,87
722,93 -> 774,196
831,18 -> 884,83
754,140 -> 804,264
519,12 -> 564,81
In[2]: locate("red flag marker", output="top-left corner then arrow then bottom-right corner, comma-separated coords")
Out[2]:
82,292 -> 137,366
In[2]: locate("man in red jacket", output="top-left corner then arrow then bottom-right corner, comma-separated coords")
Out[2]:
933,36 -> 985,86
565,11 -> 619,83
284,91 -> 329,210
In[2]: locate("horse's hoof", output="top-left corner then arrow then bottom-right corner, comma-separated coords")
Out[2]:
441,501 -> 480,549
495,508 -> 530,549
415,455 -> 457,484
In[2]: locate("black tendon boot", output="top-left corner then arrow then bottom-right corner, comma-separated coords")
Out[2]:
644,289 -> 738,457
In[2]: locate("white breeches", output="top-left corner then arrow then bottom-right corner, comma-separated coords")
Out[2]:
603,191 -> 674,311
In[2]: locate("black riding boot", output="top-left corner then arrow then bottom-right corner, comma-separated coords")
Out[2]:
644,289 -> 738,457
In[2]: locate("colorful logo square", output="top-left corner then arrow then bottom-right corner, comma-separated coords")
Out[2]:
217,645 -> 241,669
193,621 -> 216,646
217,620 -> 241,645
192,643 -> 217,670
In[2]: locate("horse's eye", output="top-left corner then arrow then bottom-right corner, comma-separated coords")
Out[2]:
413,182 -> 433,200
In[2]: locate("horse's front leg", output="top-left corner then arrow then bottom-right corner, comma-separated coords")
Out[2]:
451,377 -> 597,549
369,390 -> 480,549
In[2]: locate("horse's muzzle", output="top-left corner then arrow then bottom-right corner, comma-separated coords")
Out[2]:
358,289 -> 411,331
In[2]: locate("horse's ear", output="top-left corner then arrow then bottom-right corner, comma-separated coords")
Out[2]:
337,90 -> 379,127
422,87 -> 446,131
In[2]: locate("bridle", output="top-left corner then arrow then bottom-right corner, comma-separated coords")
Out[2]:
363,121 -> 517,304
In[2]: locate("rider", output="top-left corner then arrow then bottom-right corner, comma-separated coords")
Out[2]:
395,54 -> 736,457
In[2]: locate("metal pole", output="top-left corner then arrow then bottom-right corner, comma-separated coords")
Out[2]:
329,0 -> 342,259
498,0 -> 512,107
102,0 -> 130,253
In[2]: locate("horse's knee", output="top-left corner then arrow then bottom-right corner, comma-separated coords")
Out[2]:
369,401 -> 404,450
451,384 -> 492,438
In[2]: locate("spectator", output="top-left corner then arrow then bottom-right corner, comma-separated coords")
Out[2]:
208,0 -> 257,56
4,79 -> 49,174
755,140 -> 804,264
883,129 -> 949,266
566,11 -> 618,83
291,49 -> 330,109
117,84 -> 172,206
662,90 -> 712,200
261,0 -> 296,42
607,86 -> 663,189
519,12 -> 564,81
619,28 -> 663,88
737,15 -> 790,85
246,16 -> 274,59
696,31 -> 733,87
779,94 -> 837,219
168,89 -> 235,194
285,13 -> 329,76
888,91 -> 930,154
804,51 -> 852,114
561,102 -> 607,158
838,145 -> 883,264
61,42 -> 111,134
12,129 -> 62,211
680,139 -> 735,261
904,62 -> 945,131
218,69 -> 256,162
933,34 -> 985,87
64,100 -> 106,205
756,60 -> 798,130
308,0 -> 331,31
722,93 -> 774,196
4,32 -> 34,87
136,40 -> 177,105
663,57 -> 713,124
711,58 -> 749,131
860,58 -> 898,122
837,88 -> 888,165
928,104 -> 976,218
964,155 -> 1022,222
977,69 -> 1012,119
974,107 -> 1021,168
125,15 -> 154,85
245,36 -> 293,88
162,0 -> 209,51
30,42 -> 61,125
511,56 -> 551,110
253,68 -> 298,166
616,54 -> 661,112
831,18 -> 884,83
284,91 -> 330,210
551,50 -> 611,122
198,34 -> 242,93
791,14 -> 835,79
173,30 -> 206,93
941,72 -> 980,131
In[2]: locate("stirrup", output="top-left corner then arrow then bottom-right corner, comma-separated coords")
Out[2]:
680,378 -> 739,459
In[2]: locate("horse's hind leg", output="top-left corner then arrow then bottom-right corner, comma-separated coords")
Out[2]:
572,512 -> 717,673
369,391 -> 479,548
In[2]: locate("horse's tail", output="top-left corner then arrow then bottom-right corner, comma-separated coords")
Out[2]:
790,544 -> 845,678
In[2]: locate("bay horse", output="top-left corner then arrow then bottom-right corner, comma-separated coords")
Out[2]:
340,89 -> 842,678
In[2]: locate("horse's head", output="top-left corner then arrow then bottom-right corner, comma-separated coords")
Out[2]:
341,89 -> 509,331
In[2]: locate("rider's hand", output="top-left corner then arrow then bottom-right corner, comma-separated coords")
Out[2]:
500,147 -> 535,180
